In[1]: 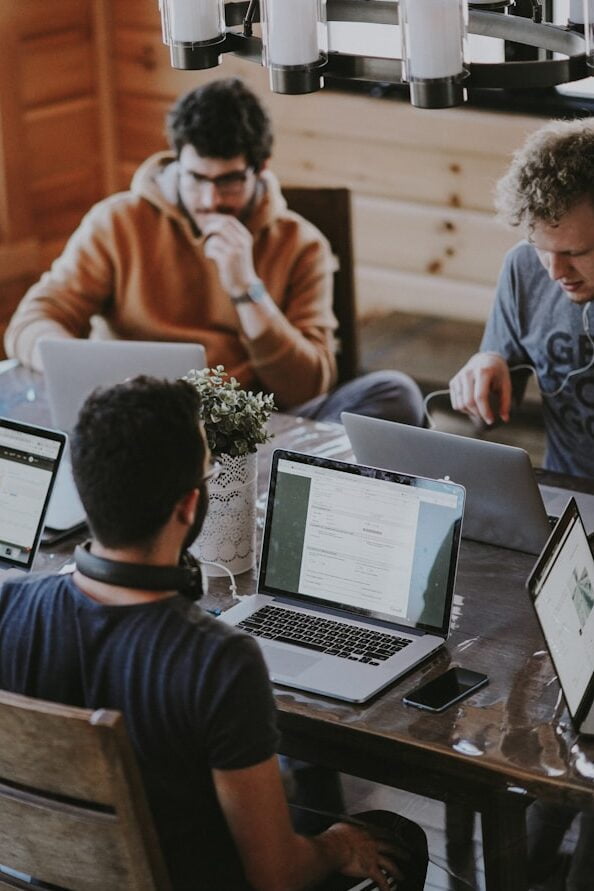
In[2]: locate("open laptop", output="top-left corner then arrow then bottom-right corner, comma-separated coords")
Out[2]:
0,417 -> 65,574
527,498 -> 594,736
40,339 -> 206,531
342,412 -> 594,555
220,449 -> 465,703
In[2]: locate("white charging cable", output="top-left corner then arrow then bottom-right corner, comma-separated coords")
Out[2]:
198,560 -> 238,602
423,301 -> 594,427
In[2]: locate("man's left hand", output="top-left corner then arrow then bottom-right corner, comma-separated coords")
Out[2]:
202,214 -> 257,298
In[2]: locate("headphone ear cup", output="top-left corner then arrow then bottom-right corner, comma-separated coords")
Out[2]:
179,550 -> 206,600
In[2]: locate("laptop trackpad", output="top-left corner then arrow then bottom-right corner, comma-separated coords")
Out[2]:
261,644 -> 323,677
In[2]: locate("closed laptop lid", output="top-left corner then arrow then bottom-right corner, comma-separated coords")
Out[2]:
0,418 -> 66,571
342,411 -> 550,555
258,449 -> 466,638
527,498 -> 594,733
40,339 -> 206,433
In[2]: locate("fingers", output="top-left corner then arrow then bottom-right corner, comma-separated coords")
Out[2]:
367,856 -> 404,891
333,823 -> 407,888
497,370 -> 513,423
449,353 -> 511,425
201,214 -> 251,247
473,368 -> 497,425
201,217 -> 256,297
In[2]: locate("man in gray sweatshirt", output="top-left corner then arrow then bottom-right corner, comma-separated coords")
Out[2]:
450,117 -> 594,479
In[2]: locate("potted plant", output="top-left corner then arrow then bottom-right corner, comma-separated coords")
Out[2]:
183,366 -> 275,576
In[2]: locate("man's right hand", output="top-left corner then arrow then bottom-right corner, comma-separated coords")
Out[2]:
320,821 -> 406,891
449,352 -> 512,426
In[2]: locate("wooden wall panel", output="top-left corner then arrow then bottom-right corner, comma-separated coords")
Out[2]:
20,29 -> 94,108
353,196 -> 516,286
31,169 -> 103,242
25,99 -> 99,185
0,0 -> 112,358
356,266 -> 495,322
11,1 -> 89,36
117,94 -> 169,163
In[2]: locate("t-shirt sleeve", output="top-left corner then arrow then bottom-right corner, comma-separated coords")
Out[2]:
480,247 -> 531,367
200,633 -> 280,771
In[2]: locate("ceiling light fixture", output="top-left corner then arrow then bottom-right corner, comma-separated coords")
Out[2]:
157,0 -> 591,109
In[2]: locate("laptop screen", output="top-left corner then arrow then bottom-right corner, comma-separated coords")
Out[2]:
528,498 -> 594,723
0,419 -> 66,570
259,450 -> 465,636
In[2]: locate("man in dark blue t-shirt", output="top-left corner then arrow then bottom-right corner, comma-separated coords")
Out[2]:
0,377 -> 425,890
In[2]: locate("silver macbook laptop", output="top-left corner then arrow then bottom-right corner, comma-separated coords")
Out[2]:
0,417 -> 65,573
220,449 -> 465,703
40,339 -> 206,531
527,498 -> 594,736
342,412 -> 594,555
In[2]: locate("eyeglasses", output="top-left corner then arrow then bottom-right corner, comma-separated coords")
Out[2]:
182,167 -> 253,197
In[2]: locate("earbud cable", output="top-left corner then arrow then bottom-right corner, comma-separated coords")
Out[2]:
424,301 -> 594,428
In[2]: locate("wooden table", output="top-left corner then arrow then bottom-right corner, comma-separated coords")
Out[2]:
3,363 -> 594,890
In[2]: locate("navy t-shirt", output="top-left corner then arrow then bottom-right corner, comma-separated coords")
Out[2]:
482,241 -> 594,477
0,573 -> 280,889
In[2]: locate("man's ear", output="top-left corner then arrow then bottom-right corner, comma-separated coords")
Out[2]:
176,488 -> 200,526
258,159 -> 269,173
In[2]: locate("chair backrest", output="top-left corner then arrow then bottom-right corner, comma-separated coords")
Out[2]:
0,690 -> 171,891
282,187 -> 359,384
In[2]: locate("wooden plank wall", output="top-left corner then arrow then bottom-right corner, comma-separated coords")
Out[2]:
0,0 -> 113,357
1,0 -> 549,358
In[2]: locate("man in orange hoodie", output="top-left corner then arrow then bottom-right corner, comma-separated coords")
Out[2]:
5,78 -> 423,424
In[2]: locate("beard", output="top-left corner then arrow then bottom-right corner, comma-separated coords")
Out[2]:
182,484 -> 209,553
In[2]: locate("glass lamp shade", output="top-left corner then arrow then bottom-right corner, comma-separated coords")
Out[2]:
261,0 -> 328,94
400,0 -> 468,107
571,0 -> 594,24
158,0 -> 225,69
581,0 -> 594,70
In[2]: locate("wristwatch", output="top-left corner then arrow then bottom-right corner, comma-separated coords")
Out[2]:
231,279 -> 267,305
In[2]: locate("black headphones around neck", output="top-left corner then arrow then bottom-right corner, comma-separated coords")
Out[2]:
74,541 -> 204,600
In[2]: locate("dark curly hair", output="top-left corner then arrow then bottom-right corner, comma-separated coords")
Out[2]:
495,118 -> 594,231
71,377 -> 207,548
166,78 -> 273,171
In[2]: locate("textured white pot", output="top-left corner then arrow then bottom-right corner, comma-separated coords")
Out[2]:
191,451 -> 257,576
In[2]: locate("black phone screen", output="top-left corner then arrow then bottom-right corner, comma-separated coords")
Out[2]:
403,667 -> 488,712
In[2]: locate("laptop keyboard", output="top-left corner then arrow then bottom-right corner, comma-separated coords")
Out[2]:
237,605 -> 412,666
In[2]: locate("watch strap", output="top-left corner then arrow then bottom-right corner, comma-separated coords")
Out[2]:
231,279 -> 266,305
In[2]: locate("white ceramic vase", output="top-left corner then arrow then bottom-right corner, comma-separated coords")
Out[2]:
191,451 -> 257,576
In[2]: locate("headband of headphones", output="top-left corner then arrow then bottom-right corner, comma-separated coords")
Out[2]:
74,541 -> 204,599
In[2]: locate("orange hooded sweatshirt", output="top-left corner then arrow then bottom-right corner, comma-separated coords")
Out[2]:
5,153 -> 337,409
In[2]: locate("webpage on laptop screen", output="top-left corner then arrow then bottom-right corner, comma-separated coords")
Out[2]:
0,428 -> 60,564
264,459 -> 461,627
534,516 -> 594,715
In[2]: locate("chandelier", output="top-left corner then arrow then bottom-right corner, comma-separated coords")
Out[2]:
157,0 -> 594,109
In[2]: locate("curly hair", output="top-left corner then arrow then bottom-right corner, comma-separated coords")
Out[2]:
166,78 -> 273,171
494,117 -> 594,231
71,377 -> 206,548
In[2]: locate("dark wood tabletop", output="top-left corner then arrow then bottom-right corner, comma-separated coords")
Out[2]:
3,361 -> 594,890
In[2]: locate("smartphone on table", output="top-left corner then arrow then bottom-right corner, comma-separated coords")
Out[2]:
403,667 -> 488,712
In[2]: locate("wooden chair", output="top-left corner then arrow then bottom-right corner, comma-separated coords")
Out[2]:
282,187 -> 359,385
0,690 -> 171,891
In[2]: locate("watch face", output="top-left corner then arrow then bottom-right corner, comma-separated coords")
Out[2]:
248,280 -> 266,303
